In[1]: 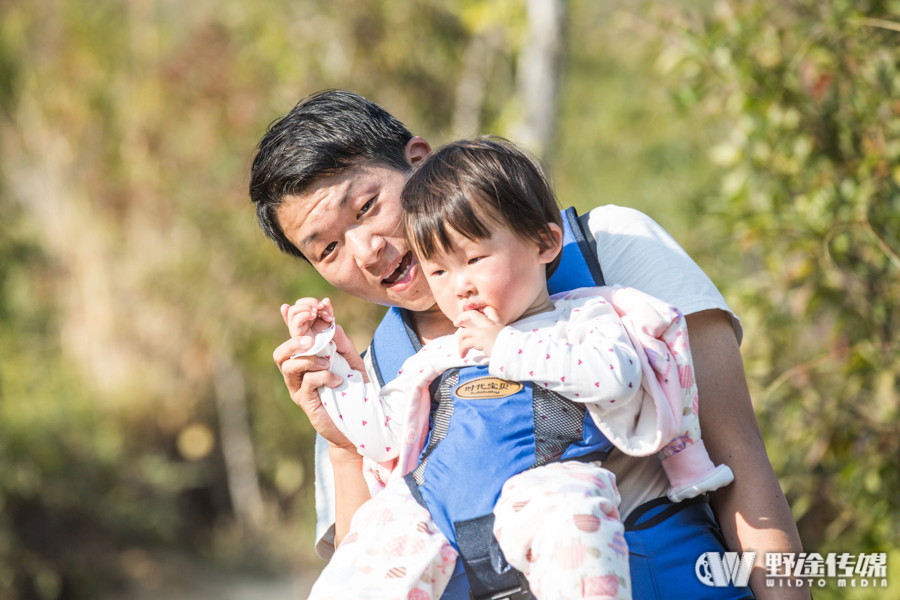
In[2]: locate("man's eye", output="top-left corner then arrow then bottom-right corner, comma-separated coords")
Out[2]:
358,198 -> 375,218
321,242 -> 337,259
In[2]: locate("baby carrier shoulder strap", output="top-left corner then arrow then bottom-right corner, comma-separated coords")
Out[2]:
369,303 -> 422,387
548,206 -> 605,294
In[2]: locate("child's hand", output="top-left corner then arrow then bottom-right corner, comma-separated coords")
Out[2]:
281,297 -> 334,340
455,308 -> 505,358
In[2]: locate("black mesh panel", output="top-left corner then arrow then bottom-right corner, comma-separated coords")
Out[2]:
532,386 -> 586,466
412,371 -> 458,485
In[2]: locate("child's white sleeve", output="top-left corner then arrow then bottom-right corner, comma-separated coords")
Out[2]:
294,323 -> 405,462
489,295 -> 642,408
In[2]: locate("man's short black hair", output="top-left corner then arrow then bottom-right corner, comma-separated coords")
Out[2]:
249,90 -> 414,260
402,137 -> 563,275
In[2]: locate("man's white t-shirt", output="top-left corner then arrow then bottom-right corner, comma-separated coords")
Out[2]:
313,204 -> 742,558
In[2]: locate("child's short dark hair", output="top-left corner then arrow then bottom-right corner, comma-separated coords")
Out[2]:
401,137 -> 563,274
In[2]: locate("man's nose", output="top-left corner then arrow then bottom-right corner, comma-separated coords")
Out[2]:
347,227 -> 386,271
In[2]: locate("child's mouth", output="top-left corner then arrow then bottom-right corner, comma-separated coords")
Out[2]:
382,252 -> 414,286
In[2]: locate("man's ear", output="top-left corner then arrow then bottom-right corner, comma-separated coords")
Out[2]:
537,223 -> 564,264
405,136 -> 432,167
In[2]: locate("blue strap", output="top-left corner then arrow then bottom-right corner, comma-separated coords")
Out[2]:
561,409 -> 612,462
549,207 -> 615,459
576,209 -> 606,286
625,497 -> 757,600
369,306 -> 421,387
547,206 -> 605,295
406,474 -> 531,600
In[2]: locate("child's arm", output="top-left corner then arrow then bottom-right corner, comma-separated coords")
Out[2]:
483,297 -> 643,406
288,299 -> 404,463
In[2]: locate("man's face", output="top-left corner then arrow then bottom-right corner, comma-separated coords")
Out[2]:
276,162 -> 436,311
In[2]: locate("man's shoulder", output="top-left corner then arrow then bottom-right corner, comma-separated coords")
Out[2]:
584,204 -> 661,235
585,203 -> 640,218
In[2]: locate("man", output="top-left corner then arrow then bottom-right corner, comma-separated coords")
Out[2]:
250,90 -> 808,600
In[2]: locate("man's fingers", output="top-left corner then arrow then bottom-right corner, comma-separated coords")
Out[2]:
285,368 -> 340,411
300,368 -> 342,394
280,357 -> 329,395
273,338 -> 299,366
290,381 -> 352,448
273,337 -> 319,366
332,325 -> 368,382
281,354 -> 327,376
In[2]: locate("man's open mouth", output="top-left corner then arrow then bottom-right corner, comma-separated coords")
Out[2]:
382,252 -> 414,286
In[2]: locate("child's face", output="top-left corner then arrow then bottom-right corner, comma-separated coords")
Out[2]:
419,224 -> 559,326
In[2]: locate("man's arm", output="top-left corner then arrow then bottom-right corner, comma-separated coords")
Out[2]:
327,445 -> 372,548
687,309 -> 810,600
273,325 -> 373,552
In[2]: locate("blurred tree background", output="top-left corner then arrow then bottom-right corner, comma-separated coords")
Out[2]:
0,0 -> 897,598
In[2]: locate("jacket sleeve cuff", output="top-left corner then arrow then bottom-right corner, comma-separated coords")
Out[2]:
488,326 -> 525,379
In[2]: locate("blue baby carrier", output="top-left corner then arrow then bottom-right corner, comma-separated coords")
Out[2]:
368,208 -> 754,600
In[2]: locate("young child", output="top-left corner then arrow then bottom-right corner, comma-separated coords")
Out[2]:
291,138 -> 733,600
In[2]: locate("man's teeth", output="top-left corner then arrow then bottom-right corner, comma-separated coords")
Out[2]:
393,261 -> 411,282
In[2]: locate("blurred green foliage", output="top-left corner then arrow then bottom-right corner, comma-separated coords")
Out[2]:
656,1 -> 900,596
0,0 -> 897,598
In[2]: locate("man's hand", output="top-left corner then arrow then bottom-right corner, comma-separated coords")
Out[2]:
273,302 -> 367,450
455,308 -> 505,358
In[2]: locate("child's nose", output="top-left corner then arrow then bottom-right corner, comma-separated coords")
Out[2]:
454,272 -> 475,297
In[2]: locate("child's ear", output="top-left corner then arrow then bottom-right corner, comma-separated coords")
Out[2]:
537,223 -> 564,264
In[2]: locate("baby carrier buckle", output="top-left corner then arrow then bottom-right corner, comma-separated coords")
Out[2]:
455,514 -> 534,600
467,571 -> 531,600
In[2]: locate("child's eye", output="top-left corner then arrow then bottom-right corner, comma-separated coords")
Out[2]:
320,242 -> 337,260
431,269 -> 445,277
468,256 -> 483,265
